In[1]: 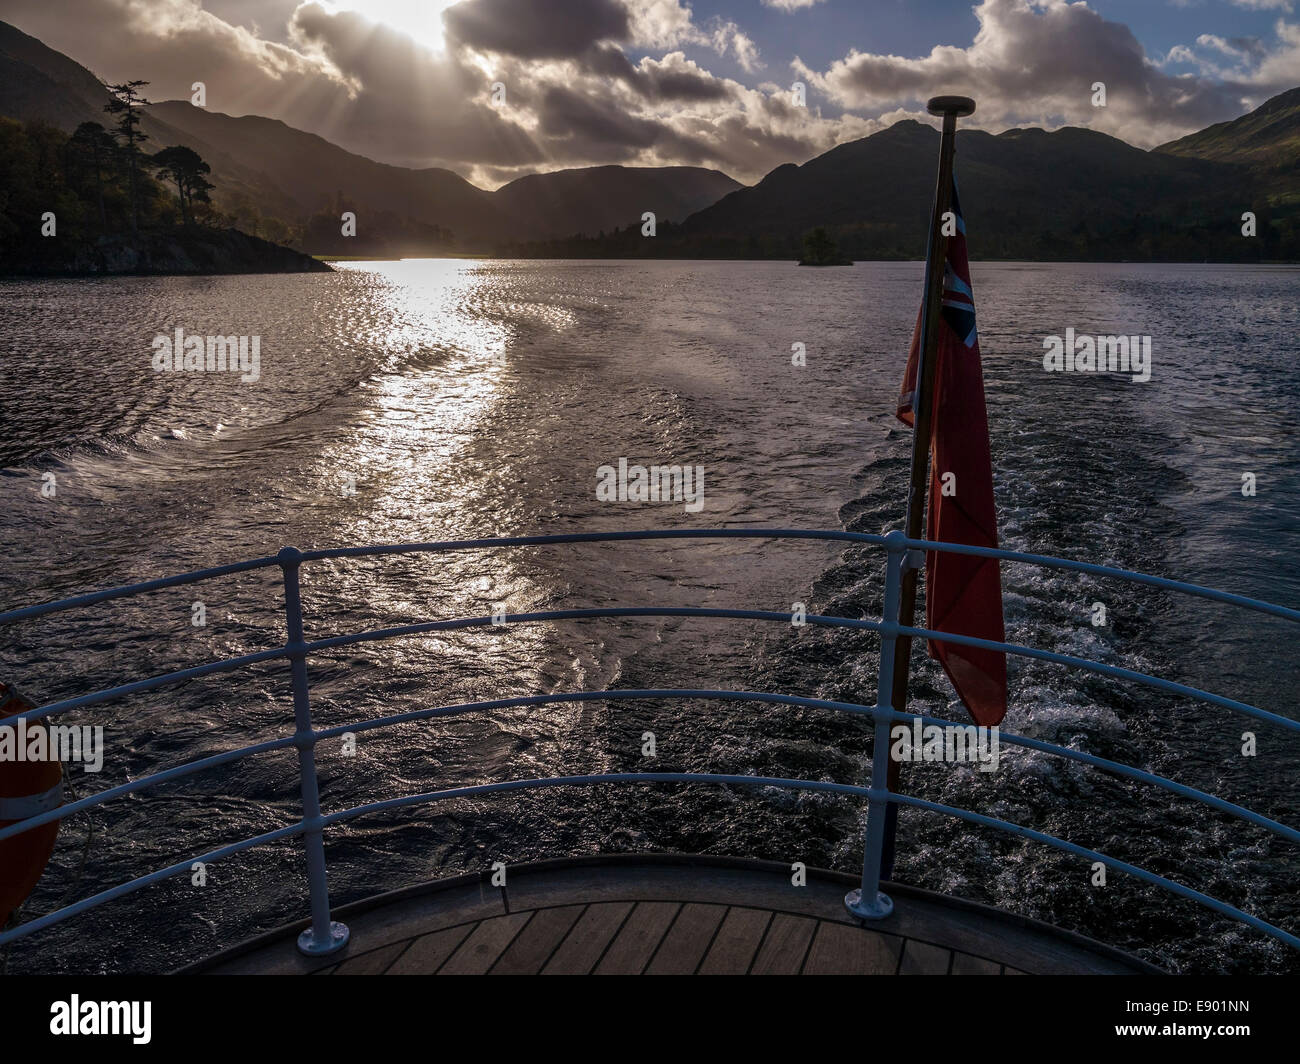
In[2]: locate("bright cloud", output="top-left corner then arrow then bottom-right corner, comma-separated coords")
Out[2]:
0,0 -> 1293,183
795,0 -> 1285,148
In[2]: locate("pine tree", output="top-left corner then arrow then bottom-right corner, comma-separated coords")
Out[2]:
104,80 -> 150,232
69,122 -> 114,233
152,145 -> 213,226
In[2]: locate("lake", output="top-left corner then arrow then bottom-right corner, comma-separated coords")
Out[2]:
1,259 -> 1297,974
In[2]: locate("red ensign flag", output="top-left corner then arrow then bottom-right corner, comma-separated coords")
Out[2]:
896,182 -> 1006,727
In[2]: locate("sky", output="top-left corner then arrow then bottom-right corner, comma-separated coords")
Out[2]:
1,0 -> 1297,187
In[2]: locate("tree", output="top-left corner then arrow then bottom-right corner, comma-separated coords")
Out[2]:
68,122 -> 115,233
152,145 -> 213,226
104,80 -> 149,232
799,226 -> 849,266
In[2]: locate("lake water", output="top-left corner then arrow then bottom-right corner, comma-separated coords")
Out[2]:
1,259 -> 1297,974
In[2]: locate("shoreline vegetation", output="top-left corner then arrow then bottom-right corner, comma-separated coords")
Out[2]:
0,86 -> 329,278
797,227 -> 853,266
4,226 -> 331,277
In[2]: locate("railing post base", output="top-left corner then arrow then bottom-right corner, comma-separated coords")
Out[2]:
844,888 -> 894,921
297,921 -> 350,956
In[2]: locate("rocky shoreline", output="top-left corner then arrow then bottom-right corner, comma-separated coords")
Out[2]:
3,226 -> 332,277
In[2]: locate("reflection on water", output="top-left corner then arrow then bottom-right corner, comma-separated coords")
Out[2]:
0,259 -> 1297,975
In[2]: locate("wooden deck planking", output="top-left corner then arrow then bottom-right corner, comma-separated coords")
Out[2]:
951,950 -> 1003,975
541,902 -> 635,974
439,912 -> 532,975
644,903 -> 728,974
900,939 -> 953,975
333,941 -> 407,976
190,855 -> 1161,976
749,913 -> 818,975
387,924 -> 475,975
490,905 -> 586,975
697,908 -> 773,975
803,920 -> 903,975
594,902 -> 682,975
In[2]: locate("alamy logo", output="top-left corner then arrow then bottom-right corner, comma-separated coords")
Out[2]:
890,717 -> 1000,772
151,327 -> 261,382
0,717 -> 103,772
1042,328 -> 1150,382
50,996 -> 151,1044
596,458 -> 704,513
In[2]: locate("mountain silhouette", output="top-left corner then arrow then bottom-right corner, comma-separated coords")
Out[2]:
1,17 -> 1296,261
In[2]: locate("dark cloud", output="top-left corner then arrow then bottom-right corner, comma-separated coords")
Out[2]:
443,0 -> 629,59
584,43 -> 639,82
641,63 -> 734,101
539,85 -> 662,149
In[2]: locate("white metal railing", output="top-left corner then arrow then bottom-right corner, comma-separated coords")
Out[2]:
1,528 -> 1297,959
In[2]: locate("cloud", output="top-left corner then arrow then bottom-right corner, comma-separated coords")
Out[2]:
796,0 -> 1266,147
1,0 -> 1294,191
1229,0 -> 1293,11
1197,34 -> 1268,60
762,0 -> 826,10
0,0 -> 353,106
625,0 -> 699,49
716,23 -> 762,73
443,0 -> 629,59
1163,15 -> 1300,91
286,3 -> 543,169
632,52 -> 739,101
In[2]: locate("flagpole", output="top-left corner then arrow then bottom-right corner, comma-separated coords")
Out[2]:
880,95 -> 975,880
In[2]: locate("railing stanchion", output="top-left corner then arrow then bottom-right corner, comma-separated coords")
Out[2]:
846,530 -> 906,920
280,547 -> 350,956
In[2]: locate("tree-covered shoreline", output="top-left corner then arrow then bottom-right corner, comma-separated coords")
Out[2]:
0,83 -> 327,276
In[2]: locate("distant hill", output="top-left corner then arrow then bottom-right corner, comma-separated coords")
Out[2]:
0,17 -> 110,127
148,102 -> 739,245
0,19 -> 304,223
512,100 -> 1298,261
493,164 -> 739,239
146,100 -> 502,241
675,119 -> 1264,260
0,18 -> 742,253
2,17 -> 1296,261
1158,86 -> 1300,205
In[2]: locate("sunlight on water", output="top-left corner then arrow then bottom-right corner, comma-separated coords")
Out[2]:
324,259 -> 512,541
1,260 -> 1297,975
306,259 -> 560,710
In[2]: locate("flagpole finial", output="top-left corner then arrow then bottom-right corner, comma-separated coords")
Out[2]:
927,96 -> 975,117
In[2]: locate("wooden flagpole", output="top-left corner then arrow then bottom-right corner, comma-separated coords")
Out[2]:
880,95 -> 976,880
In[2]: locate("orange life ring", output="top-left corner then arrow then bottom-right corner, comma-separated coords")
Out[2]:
0,683 -> 63,927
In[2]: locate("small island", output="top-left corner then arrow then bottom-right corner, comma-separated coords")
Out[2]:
0,81 -> 329,277
797,226 -> 852,266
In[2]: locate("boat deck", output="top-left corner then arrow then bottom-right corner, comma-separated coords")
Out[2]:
186,855 -> 1160,975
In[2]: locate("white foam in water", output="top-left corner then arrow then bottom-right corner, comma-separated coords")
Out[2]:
1,261 -> 1297,974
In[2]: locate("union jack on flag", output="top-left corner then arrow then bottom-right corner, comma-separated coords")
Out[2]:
940,186 -> 978,349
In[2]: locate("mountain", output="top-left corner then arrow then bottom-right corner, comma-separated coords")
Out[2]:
147,102 -> 739,244
1158,86 -> 1300,204
145,100 -> 502,240
0,19 -> 304,222
0,19 -> 742,253
493,165 -> 739,239
3,17 -> 1296,262
673,118 -> 1260,260
0,18 -> 109,128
